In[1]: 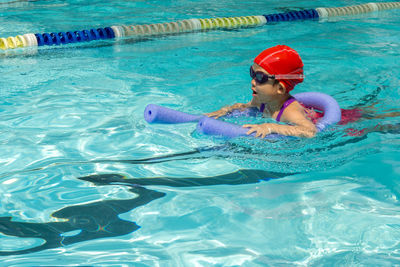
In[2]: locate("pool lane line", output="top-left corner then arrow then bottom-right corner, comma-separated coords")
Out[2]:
1,1 -> 400,51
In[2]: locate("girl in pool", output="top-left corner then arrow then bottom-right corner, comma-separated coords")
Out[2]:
206,44 -> 400,138
206,45 -> 317,138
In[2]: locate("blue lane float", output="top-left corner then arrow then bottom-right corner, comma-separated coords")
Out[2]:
34,27 -> 115,47
144,92 -> 342,139
263,9 -> 318,22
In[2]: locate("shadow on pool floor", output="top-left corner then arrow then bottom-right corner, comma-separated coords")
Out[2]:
0,169 -> 291,256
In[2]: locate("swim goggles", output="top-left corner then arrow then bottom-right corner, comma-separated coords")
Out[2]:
250,66 -> 305,84
250,66 -> 275,84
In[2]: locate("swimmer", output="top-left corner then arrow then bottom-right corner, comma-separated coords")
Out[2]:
206,45 -> 400,138
207,45 -> 317,138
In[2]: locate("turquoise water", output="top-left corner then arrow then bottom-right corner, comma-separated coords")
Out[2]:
1,0 -> 400,265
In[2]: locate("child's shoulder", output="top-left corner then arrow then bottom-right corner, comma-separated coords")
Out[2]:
281,100 -> 314,123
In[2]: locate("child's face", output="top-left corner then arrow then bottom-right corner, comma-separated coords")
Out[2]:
250,63 -> 281,103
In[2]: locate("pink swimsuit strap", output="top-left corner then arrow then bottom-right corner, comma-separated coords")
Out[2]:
276,96 -> 296,122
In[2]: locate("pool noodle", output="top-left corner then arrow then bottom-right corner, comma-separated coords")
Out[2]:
144,104 -> 203,123
196,117 -> 284,139
145,92 -> 341,139
144,104 -> 259,124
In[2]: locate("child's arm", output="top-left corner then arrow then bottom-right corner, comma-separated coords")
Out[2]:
206,102 -> 252,119
244,121 -> 317,138
243,103 -> 317,138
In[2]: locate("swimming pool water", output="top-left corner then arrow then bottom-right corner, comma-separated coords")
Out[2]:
1,0 -> 400,265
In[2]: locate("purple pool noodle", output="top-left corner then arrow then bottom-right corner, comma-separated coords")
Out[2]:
145,92 -> 341,139
196,92 -> 341,138
196,117 -> 247,138
196,116 -> 283,139
144,104 -> 203,123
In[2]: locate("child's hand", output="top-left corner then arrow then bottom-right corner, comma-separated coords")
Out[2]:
206,103 -> 249,119
243,123 -> 273,138
205,107 -> 230,119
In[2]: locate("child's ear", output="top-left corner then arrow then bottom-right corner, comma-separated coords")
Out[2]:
277,83 -> 287,94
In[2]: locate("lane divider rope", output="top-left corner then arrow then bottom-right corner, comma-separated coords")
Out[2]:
1,2 -> 399,51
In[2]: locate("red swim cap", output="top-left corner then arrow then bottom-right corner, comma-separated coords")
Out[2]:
254,45 -> 304,92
